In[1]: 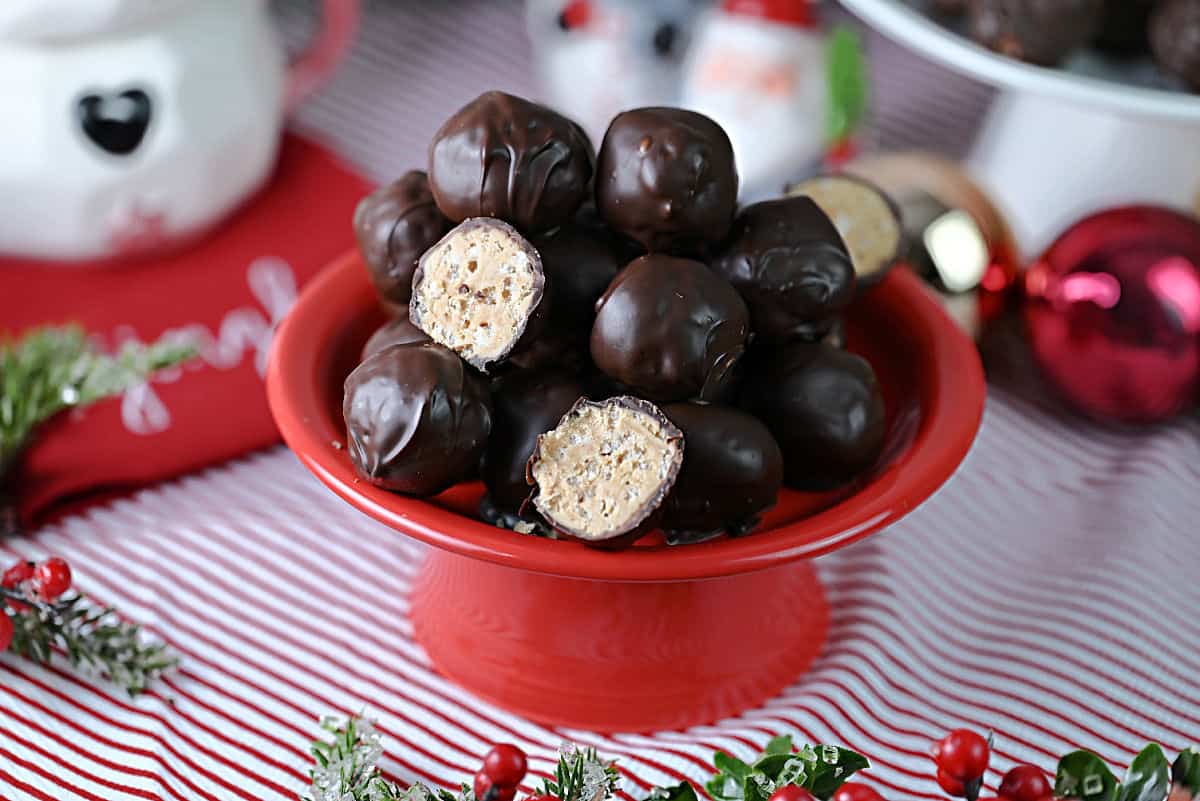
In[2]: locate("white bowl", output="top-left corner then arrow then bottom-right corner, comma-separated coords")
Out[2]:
842,0 -> 1200,256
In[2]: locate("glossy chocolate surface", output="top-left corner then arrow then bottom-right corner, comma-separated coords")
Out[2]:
661,403 -> 783,542
361,309 -> 432,361
710,197 -> 855,344
482,369 -> 586,514
591,254 -> 749,402
595,107 -> 737,255
343,343 -> 492,496
354,171 -> 451,306
1150,0 -> 1200,89
512,219 -> 627,369
969,0 -> 1102,66
428,91 -> 594,233
739,343 -> 885,490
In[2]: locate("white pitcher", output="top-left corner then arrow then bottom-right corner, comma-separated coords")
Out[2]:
0,0 -> 357,262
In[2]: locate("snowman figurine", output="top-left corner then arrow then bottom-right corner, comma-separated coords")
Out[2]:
526,0 -> 712,143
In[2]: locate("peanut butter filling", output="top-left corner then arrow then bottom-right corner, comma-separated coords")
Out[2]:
412,220 -> 541,364
792,176 -> 901,279
532,400 -> 682,539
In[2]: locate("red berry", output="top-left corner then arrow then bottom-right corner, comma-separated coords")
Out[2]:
527,796 -> 561,801
769,786 -> 818,801
483,744 -> 528,789
937,768 -> 967,797
32,557 -> 71,602
0,612 -> 12,652
934,730 -> 990,782
473,772 -> 515,801
999,766 -> 1051,801
1,561 -> 33,589
833,782 -> 885,801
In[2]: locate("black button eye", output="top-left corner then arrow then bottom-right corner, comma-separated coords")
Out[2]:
77,88 -> 152,156
652,22 -> 679,56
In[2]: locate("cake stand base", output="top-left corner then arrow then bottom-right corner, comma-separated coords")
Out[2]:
410,550 -> 830,733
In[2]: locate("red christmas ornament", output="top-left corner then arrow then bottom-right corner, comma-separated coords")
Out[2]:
1023,206 -> 1200,423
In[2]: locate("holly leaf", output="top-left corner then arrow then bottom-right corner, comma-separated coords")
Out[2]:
753,754 -> 798,782
825,25 -> 868,145
647,783 -> 700,801
765,737 -> 795,756
743,774 -> 774,801
777,752 -> 818,790
1057,751 -> 1120,801
1118,745 -> 1171,801
717,752 -> 753,780
1172,749 -> 1200,795
808,746 -> 871,800
708,753 -> 752,801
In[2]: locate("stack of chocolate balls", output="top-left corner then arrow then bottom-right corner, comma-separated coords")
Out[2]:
343,91 -> 899,548
938,0 -> 1200,90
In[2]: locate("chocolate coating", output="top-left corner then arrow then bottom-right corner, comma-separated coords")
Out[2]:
595,107 -> 738,255
710,197 -> 855,344
739,343 -> 886,490
512,219 -> 626,369
482,369 -> 586,514
968,0 -> 1102,66
661,403 -> 783,541
1150,0 -> 1200,90
428,91 -> 595,233
343,343 -> 492,496
354,171 -> 452,306
1095,0 -> 1153,53
591,254 -> 749,402
361,310 -> 432,361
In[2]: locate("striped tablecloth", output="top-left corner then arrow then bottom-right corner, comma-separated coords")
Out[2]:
3,2 -> 1199,799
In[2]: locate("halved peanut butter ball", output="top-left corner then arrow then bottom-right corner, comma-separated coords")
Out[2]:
790,174 -> 904,289
528,396 -> 684,545
410,218 -> 546,371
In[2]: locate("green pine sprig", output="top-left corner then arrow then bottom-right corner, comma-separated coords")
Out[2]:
2,588 -> 178,695
536,745 -> 622,801
0,324 -> 196,469
306,715 -> 474,801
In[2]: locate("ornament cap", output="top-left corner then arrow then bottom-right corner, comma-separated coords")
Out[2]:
721,0 -> 817,28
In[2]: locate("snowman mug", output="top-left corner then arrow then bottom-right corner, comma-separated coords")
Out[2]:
0,0 -> 357,262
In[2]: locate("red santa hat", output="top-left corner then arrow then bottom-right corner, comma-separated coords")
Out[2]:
721,0 -> 817,28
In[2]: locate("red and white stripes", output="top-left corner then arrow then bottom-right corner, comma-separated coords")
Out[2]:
3,0 -> 1199,798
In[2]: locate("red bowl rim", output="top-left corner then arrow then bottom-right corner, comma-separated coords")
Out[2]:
267,251 -> 985,582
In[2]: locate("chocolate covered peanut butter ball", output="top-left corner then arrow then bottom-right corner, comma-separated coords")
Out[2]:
528,396 -> 683,545
1151,0 -> 1200,90
591,254 -> 749,402
789,174 -> 904,290
410,218 -> 547,371
661,403 -> 783,543
710,197 -> 855,344
511,218 -> 626,369
482,369 -> 587,519
361,309 -> 431,361
968,0 -> 1103,66
595,107 -> 738,255
428,91 -> 595,233
343,343 -> 492,496
354,171 -> 452,307
739,343 -> 886,490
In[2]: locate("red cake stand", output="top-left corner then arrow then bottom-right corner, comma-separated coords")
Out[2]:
267,252 -> 985,733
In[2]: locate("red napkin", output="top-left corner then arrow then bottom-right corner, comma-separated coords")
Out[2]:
1,134 -> 371,526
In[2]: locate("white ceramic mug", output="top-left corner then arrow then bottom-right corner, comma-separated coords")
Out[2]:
0,0 -> 357,262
